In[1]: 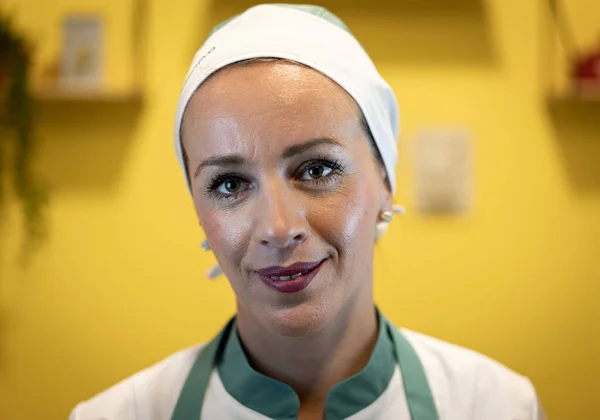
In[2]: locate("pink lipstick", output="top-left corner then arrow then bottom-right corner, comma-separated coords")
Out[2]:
256,260 -> 325,293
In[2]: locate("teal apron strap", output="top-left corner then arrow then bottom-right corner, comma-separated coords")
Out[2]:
171,318 -> 235,420
385,318 -> 440,420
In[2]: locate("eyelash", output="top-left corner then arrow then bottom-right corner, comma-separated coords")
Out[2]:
204,157 -> 346,202
296,157 -> 345,185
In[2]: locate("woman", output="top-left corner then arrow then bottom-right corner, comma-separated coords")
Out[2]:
70,4 -> 546,420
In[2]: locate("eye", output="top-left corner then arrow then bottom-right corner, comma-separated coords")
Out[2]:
218,178 -> 246,194
206,174 -> 251,201
300,164 -> 333,180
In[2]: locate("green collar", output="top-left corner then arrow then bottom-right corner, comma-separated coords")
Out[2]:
217,309 -> 396,419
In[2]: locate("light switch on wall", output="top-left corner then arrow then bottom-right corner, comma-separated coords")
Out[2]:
413,128 -> 473,214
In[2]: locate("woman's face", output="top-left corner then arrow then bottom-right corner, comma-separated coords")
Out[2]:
182,61 -> 392,336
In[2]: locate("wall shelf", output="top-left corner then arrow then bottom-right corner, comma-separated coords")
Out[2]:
31,0 -> 148,106
548,83 -> 600,104
33,85 -> 143,103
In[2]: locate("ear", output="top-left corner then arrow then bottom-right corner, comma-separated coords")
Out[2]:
379,165 -> 393,211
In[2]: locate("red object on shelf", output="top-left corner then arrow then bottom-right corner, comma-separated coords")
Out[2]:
574,41 -> 600,81
572,39 -> 600,97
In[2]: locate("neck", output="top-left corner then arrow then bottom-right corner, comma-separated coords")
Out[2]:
236,294 -> 378,404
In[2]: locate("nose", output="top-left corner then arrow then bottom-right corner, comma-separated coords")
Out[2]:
253,179 -> 309,249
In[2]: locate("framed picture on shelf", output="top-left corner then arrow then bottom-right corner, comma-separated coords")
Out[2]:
413,128 -> 473,215
60,15 -> 103,89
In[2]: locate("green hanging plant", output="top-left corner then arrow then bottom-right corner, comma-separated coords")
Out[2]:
0,12 -> 48,263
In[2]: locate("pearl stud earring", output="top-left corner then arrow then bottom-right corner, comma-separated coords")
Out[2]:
379,210 -> 394,223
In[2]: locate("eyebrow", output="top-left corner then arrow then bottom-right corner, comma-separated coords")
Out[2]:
193,137 -> 344,179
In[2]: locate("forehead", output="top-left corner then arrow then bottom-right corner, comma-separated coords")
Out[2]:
181,61 -> 362,157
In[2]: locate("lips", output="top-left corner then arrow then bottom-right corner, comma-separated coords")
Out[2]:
256,260 -> 325,293
257,261 -> 323,279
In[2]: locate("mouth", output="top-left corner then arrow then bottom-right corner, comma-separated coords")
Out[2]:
256,260 -> 326,294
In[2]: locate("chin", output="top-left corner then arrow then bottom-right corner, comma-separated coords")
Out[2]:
261,299 -> 335,338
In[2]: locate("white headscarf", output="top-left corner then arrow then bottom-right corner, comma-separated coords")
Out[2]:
173,3 -> 400,192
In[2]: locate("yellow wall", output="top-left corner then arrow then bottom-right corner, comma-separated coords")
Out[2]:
1,0 -> 599,419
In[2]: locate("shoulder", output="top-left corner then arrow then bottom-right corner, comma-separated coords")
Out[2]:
400,328 -> 542,419
69,344 -> 205,420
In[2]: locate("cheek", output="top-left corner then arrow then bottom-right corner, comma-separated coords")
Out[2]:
195,203 -> 251,269
310,178 -> 379,260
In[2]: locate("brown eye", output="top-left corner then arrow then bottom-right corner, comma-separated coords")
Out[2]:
302,164 -> 332,180
217,178 -> 247,195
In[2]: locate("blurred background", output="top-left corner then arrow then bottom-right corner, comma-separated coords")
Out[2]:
1,0 -> 599,419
